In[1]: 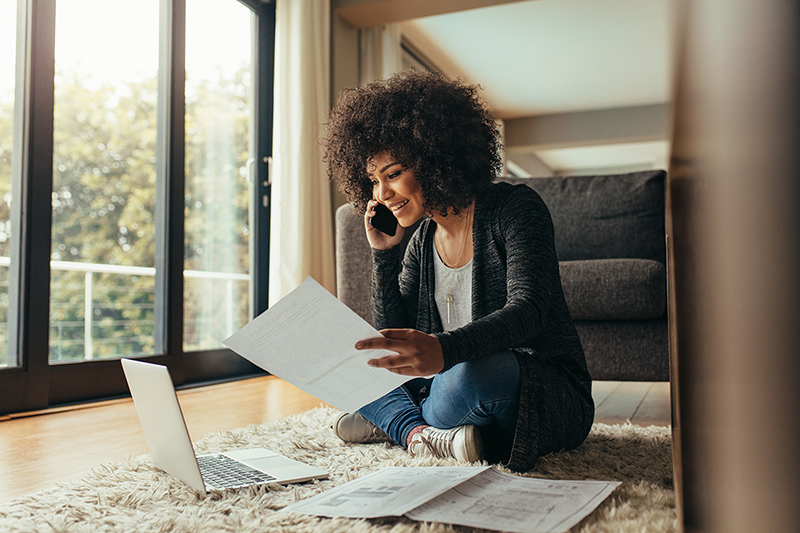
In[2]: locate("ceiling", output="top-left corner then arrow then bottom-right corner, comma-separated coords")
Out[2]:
397,0 -> 675,176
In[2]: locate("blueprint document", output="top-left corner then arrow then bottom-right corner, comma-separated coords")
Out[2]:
285,466 -> 621,533
284,467 -> 492,519
406,467 -> 621,533
223,277 -> 410,413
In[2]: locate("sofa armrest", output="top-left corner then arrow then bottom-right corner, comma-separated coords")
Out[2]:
335,203 -> 421,325
335,204 -> 375,324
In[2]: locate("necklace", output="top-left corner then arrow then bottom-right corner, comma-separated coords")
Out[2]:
435,206 -> 473,323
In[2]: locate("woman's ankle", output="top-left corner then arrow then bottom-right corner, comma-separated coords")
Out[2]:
405,424 -> 429,447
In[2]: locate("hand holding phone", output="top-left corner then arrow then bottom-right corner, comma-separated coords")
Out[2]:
369,203 -> 399,236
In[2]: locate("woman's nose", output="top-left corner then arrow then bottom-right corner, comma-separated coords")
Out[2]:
375,181 -> 392,202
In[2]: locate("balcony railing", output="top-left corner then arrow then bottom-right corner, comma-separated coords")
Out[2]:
0,258 -> 249,361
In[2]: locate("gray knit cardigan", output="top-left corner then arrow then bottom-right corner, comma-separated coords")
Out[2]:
371,181 -> 594,472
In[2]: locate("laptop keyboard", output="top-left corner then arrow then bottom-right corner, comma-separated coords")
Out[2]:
197,454 -> 277,489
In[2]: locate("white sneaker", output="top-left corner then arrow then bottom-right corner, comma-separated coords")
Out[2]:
333,412 -> 391,444
408,426 -> 484,462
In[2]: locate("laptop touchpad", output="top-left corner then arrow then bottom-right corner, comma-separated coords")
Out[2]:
243,455 -> 298,472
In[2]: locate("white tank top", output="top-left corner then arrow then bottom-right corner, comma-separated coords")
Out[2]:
433,250 -> 473,331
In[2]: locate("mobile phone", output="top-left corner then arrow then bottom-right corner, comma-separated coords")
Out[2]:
369,203 -> 398,236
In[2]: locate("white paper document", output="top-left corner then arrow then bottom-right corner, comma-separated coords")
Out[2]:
406,467 -> 621,533
223,277 -> 411,413
285,466 -> 620,533
285,467 -> 492,519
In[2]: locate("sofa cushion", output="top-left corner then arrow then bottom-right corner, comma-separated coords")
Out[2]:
574,319 -> 669,381
501,171 -> 666,263
560,259 -> 666,320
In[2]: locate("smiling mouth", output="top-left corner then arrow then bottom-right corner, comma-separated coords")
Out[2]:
389,199 -> 409,212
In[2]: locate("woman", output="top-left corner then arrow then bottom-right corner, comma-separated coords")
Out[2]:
324,71 -> 593,472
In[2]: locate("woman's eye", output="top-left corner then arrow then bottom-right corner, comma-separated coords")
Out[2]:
388,171 -> 401,179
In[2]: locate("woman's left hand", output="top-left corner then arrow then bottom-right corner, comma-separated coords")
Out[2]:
356,329 -> 445,376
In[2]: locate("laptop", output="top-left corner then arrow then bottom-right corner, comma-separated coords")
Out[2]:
121,358 -> 328,492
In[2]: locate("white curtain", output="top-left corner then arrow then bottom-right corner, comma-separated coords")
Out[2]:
359,24 -> 403,85
269,0 -> 335,305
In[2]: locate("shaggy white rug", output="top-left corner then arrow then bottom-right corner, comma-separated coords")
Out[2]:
0,408 -> 676,532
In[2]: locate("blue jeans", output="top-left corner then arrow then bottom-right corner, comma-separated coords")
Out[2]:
358,350 -> 521,463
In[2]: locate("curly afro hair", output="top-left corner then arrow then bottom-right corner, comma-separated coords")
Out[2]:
323,70 -> 503,216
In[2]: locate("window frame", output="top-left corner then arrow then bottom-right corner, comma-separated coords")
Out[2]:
0,0 -> 275,414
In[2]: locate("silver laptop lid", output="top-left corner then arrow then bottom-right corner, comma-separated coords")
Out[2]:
121,358 -> 207,492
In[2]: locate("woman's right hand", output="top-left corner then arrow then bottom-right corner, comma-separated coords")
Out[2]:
365,199 -> 404,250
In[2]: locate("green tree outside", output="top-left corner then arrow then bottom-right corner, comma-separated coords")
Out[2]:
184,65 -> 252,351
0,64 -> 251,364
50,69 -> 160,361
0,91 -> 12,366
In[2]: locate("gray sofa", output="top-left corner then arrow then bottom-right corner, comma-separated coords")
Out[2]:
335,170 -> 668,381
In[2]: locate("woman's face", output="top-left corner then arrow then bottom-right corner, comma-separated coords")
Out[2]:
368,151 -> 425,227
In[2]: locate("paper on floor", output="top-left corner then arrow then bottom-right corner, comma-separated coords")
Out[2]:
284,466 -> 621,533
284,466 -> 492,519
406,467 -> 621,533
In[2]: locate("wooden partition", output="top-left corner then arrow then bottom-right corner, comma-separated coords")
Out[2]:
668,1 -> 800,531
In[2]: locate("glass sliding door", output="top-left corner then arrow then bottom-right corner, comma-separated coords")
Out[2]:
184,0 -> 254,352
0,0 -> 18,368
0,0 -> 273,414
50,0 -> 161,363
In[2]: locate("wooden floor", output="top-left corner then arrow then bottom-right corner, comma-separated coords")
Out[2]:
0,376 -> 670,504
592,380 -> 672,426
